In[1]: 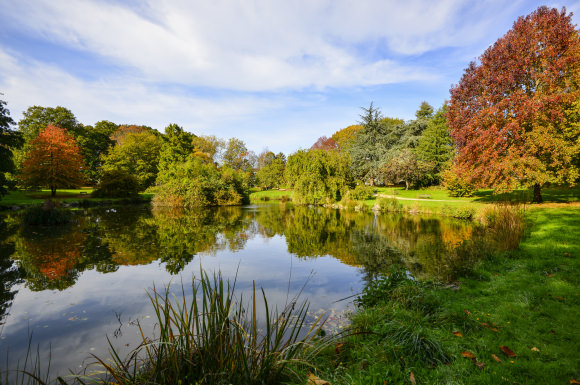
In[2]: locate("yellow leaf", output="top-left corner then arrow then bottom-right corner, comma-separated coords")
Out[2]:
308,373 -> 332,385
410,371 -> 416,385
461,351 -> 476,359
531,347 -> 540,352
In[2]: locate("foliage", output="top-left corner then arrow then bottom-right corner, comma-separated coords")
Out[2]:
382,149 -> 434,189
311,136 -> 338,151
157,123 -> 195,181
285,149 -> 353,205
347,185 -> 375,200
86,271 -> 326,385
442,168 -> 476,197
0,97 -> 22,198
375,197 -> 403,212
101,130 -> 163,191
17,106 -> 82,144
20,200 -> 72,226
192,135 -> 225,164
256,151 -> 286,189
77,120 -> 118,184
415,104 -> 454,183
20,125 -> 85,197
331,124 -> 363,152
223,137 -> 253,172
153,156 -> 249,208
447,7 -> 580,202
92,169 -> 140,198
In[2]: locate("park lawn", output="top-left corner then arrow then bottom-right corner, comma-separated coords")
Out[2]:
249,189 -> 294,201
307,206 -> 580,385
0,189 -> 152,207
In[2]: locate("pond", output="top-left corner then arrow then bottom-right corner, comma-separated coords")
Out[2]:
0,203 -> 489,379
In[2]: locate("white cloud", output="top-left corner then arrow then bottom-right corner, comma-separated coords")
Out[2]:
1,0 -> 516,91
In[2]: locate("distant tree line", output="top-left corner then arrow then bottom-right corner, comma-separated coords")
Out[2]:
0,6 -> 578,205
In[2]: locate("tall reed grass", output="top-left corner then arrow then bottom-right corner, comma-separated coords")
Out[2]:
73,270 -> 328,385
478,203 -> 525,249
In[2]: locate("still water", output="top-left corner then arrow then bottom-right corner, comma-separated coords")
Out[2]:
0,204 -> 484,377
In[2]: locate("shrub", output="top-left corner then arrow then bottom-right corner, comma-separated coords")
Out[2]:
92,169 -> 140,198
347,185 -> 375,200
375,197 -> 403,212
21,200 -> 72,225
478,203 -> 525,249
442,168 -> 476,197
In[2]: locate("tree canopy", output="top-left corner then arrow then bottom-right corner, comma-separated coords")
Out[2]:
0,97 -> 22,197
447,6 -> 580,202
20,125 -> 85,197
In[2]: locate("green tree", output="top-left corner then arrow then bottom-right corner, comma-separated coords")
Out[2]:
223,137 -> 252,172
382,149 -> 433,189
157,123 -> 195,184
416,104 -> 454,184
347,103 -> 403,185
256,151 -> 286,189
101,130 -> 163,191
77,120 -> 118,184
0,97 -> 22,197
285,149 -> 353,204
153,156 -> 249,208
192,135 -> 225,164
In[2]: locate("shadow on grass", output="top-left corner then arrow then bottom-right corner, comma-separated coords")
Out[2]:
472,186 -> 580,203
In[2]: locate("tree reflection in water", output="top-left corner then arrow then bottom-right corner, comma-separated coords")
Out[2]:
2,204 -> 500,297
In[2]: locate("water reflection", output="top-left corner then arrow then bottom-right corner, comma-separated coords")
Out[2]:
3,205 -> 490,293
0,204 -> 497,377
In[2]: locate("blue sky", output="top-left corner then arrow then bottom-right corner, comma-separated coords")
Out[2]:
1,0 -> 579,155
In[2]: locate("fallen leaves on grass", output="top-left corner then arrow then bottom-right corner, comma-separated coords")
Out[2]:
461,351 -> 476,359
308,373 -> 331,385
410,371 -> 416,385
335,343 -> 344,355
531,347 -> 540,352
491,354 -> 501,363
499,346 -> 517,357
474,361 -> 486,369
464,309 -> 472,316
570,379 -> 580,384
452,331 -> 463,337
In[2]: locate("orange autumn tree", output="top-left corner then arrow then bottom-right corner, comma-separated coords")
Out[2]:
20,124 -> 84,197
447,7 -> 580,202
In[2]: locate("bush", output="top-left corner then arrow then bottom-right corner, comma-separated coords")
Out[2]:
153,157 -> 249,208
440,205 -> 475,219
478,204 -> 525,249
442,169 -> 476,197
375,197 -> 403,212
347,185 -> 375,200
92,169 -> 140,198
21,200 -> 72,225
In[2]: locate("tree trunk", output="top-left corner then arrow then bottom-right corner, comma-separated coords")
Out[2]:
532,183 -> 543,203
51,185 -> 56,197
405,180 -> 409,190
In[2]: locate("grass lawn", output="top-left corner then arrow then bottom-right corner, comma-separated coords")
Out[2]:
308,207 -> 580,384
249,189 -> 294,201
0,188 -> 152,207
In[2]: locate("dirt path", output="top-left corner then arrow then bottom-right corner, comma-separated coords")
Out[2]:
376,194 -> 468,203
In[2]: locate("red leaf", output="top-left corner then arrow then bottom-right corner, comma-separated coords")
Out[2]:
491,354 -> 501,363
499,346 -> 517,357
452,331 -> 463,337
461,351 -> 476,359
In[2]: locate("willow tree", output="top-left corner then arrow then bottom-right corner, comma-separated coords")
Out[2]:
447,7 -> 580,202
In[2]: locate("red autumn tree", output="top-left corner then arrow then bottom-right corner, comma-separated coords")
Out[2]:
310,136 -> 338,151
20,124 -> 85,197
447,6 -> 580,202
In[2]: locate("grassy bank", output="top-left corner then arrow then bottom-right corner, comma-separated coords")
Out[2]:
308,207 -> 580,384
249,189 -> 294,202
0,189 -> 153,208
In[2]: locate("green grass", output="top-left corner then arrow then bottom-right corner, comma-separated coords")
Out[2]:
0,189 -> 152,207
249,189 -> 294,202
308,207 -> 580,384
